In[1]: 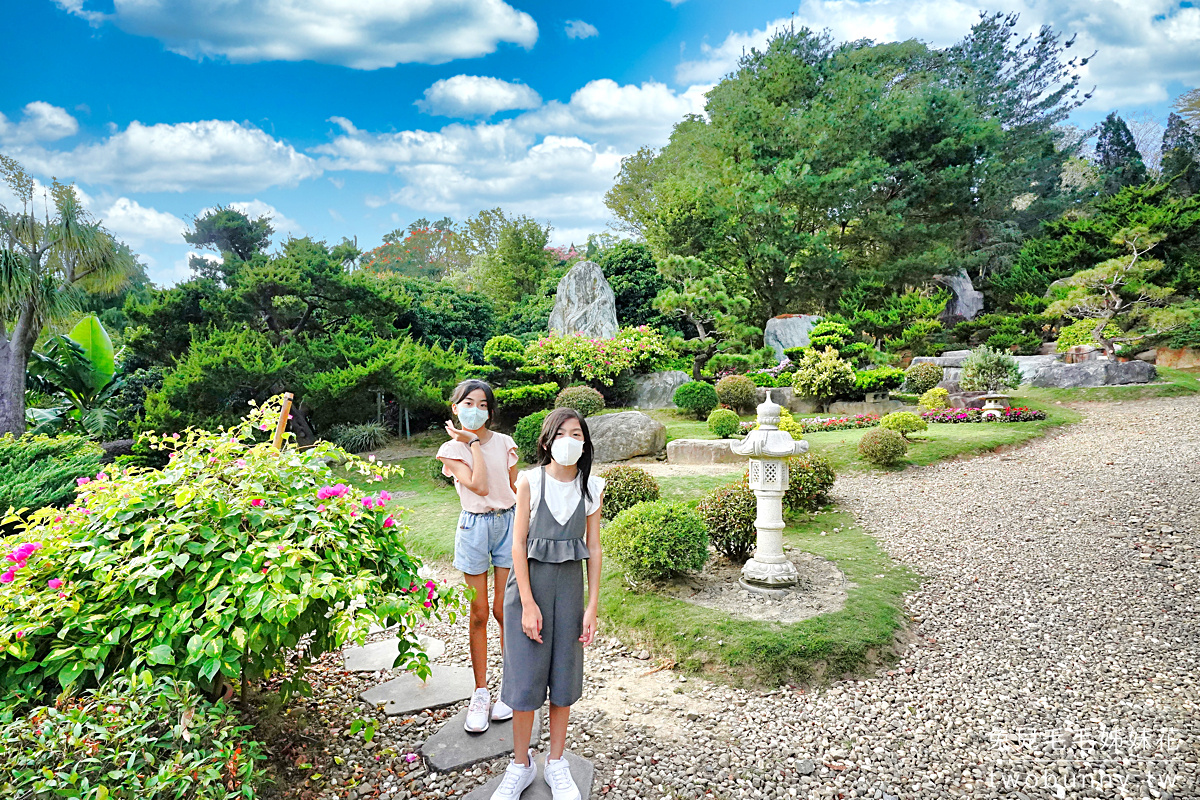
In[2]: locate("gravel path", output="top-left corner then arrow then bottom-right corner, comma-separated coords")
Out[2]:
286,397 -> 1199,800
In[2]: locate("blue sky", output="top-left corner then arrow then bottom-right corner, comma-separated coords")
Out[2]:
2,0 -> 1198,286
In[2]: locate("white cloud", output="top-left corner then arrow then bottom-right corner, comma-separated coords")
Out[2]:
13,118 -> 320,193
99,197 -> 187,249
676,1 -> 1200,110
57,0 -> 538,70
564,20 -> 599,40
226,199 -> 305,240
417,75 -> 542,118
0,101 -> 79,144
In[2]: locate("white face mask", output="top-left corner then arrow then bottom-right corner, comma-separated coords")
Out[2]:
551,436 -> 584,466
455,405 -> 489,432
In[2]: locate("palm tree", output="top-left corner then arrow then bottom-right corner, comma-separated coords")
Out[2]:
0,155 -> 137,437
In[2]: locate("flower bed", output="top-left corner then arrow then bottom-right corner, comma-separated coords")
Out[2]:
921,406 -> 1047,423
739,414 -> 880,436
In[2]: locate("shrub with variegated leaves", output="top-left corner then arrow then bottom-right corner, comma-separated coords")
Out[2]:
0,395 -> 466,700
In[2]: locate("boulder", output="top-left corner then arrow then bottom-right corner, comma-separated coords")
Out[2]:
1014,355 -> 1060,382
1135,349 -> 1157,363
948,392 -> 988,409
666,439 -> 744,465
935,270 -> 984,321
630,370 -> 691,409
1025,359 -> 1157,388
763,314 -> 822,361
1156,347 -> 1200,369
548,260 -> 618,339
99,439 -> 135,464
587,411 -> 666,462
754,386 -> 818,415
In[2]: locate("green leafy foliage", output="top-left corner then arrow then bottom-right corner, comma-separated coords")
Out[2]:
782,452 -> 836,515
602,500 -> 709,583
791,348 -> 856,406
429,456 -> 455,487
0,435 -> 101,525
494,382 -> 559,421
903,361 -> 944,394
0,397 -> 465,699
880,411 -> 928,439
715,374 -> 757,412
857,428 -> 908,466
707,408 -> 741,439
525,327 -> 673,386
484,335 -> 527,370
597,465 -> 661,520
514,410 -> 551,463
697,481 -> 757,561
329,421 -> 391,452
1055,318 -> 1123,351
918,387 -> 950,411
108,366 -> 166,438
960,346 -> 1023,392
673,381 -> 719,419
25,315 -> 124,439
554,385 -> 606,418
948,313 -> 1049,355
853,367 -> 906,395
596,240 -> 673,331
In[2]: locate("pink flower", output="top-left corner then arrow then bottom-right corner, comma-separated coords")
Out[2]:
172,433 -> 180,440
373,474 -> 383,482
379,491 -> 392,502
317,504 -> 326,512
383,516 -> 395,528
53,516 -> 62,523
261,567 -> 269,574
58,592 -> 67,599
423,601 -> 432,608
362,497 -> 373,509
96,472 -> 109,481
404,753 -> 419,763
76,477 -> 91,486
0,569 -> 14,584
350,511 -> 358,518
48,578 -> 63,590
14,631 -> 23,639
236,459 -> 247,469
251,498 -> 264,507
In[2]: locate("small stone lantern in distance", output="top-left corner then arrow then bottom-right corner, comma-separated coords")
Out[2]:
730,396 -> 809,589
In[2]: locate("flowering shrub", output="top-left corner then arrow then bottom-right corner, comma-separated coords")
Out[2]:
707,408 -> 741,439
918,387 -> 950,411
791,347 -> 856,406
674,381 -> 719,419
755,410 -> 879,438
598,465 -> 661,519
903,361 -> 944,394
880,411 -> 927,439
697,481 -> 757,561
858,428 -> 907,467
715,374 -> 757,412
921,406 -> 1047,423
0,396 -> 465,700
0,670 -> 266,798
555,385 -> 606,418
524,326 -> 673,386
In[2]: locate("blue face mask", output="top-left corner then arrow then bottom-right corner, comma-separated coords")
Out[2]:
456,405 -> 489,432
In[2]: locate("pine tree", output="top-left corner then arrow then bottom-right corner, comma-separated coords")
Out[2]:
1096,112 -> 1148,194
1161,112 -> 1200,196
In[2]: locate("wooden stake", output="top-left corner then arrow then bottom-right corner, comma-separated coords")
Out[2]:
272,392 -> 294,451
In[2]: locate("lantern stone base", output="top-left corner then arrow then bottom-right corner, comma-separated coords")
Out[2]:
738,577 -> 794,597
741,557 -> 800,588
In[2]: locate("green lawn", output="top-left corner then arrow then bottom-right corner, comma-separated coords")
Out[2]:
1017,366 -> 1200,403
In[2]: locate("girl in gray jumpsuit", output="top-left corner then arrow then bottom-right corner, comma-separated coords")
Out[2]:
494,408 -> 603,800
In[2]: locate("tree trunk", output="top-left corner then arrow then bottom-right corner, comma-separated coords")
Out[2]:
1092,314 -> 1117,358
0,306 -> 38,438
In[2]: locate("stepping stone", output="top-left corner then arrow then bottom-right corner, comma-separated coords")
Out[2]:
422,709 -> 543,772
344,636 -> 447,672
461,750 -> 593,799
359,665 -> 474,716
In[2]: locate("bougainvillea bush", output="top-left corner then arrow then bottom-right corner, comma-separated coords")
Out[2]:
524,326 -> 673,386
0,396 -> 466,700
920,406 -> 1047,423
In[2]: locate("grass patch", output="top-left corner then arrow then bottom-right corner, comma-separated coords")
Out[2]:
1018,366 -> 1200,403
599,510 -> 918,687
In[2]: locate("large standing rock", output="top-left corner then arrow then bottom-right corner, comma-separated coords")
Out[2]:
1025,359 -> 1157,388
631,370 -> 690,409
587,411 -> 666,462
548,260 -> 618,339
936,270 -> 984,321
763,314 -> 822,361
754,386 -> 818,415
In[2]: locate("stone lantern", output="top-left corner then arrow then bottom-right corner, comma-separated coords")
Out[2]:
730,397 -> 809,589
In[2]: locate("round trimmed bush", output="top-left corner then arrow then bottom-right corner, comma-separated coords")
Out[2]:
555,385 -> 605,418
880,411 -> 927,439
697,480 -> 757,561
959,345 -> 1022,393
514,409 -> 551,463
918,387 -> 950,411
903,361 -> 943,394
715,374 -> 757,412
707,408 -> 741,439
598,465 -> 660,519
783,452 -> 836,514
791,347 -> 856,406
858,428 -> 908,466
674,380 -> 719,419
483,334 -> 527,369
429,456 -> 454,487
602,500 -> 709,583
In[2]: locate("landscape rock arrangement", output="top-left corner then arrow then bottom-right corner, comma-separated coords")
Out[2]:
763,314 -> 822,361
548,260 -> 619,339
912,350 -> 1159,389
630,370 -> 691,409
586,411 -> 666,462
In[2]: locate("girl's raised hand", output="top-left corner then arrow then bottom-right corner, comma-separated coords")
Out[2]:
444,420 -> 474,444
580,607 -> 597,646
522,601 -> 543,643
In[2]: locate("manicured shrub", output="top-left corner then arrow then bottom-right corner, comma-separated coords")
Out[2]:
707,408 -> 741,438
525,326 -> 673,386
0,397 -> 463,699
0,670 -> 266,797
329,420 -> 391,452
858,428 -> 908,466
494,382 -> 559,419
555,385 -> 606,418
484,334 -> 527,369
602,500 -> 709,583
919,387 -> 950,411
514,409 -> 551,463
903,361 -> 944,394
749,371 -> 777,387
674,380 -> 719,418
715,374 -> 757,412
1055,318 -> 1123,352
697,481 -> 757,561
0,435 -> 102,527
880,411 -> 927,440
853,367 -> 906,395
791,347 -> 856,406
708,353 -> 752,374
807,321 -> 871,364
960,345 -> 1022,392
429,455 -> 454,486
783,452 -> 836,514
597,465 -> 661,519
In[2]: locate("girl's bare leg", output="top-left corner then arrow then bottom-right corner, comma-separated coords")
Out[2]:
463,572 -> 490,688
512,710 -> 536,766
547,703 -> 570,760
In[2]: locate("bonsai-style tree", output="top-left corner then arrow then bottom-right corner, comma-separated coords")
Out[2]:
1046,227 -> 1194,357
959,345 -> 1022,393
655,254 -> 759,381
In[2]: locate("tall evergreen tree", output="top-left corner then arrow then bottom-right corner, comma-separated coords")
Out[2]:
1097,112 -> 1148,194
1161,112 -> 1200,196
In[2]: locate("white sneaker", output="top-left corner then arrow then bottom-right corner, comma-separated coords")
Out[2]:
491,696 -> 514,721
543,756 -> 581,800
491,751 -> 536,799
464,687 -> 491,733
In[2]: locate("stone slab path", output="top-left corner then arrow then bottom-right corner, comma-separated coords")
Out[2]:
358,665 -> 475,717
421,709 -> 543,772
344,637 -> 446,672
460,751 -> 593,800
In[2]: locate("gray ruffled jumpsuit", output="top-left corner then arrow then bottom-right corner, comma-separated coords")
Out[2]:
501,467 -> 589,711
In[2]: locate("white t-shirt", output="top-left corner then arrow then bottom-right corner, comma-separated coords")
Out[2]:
519,468 -> 605,527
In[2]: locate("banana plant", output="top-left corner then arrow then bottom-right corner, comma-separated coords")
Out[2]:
25,315 -> 124,438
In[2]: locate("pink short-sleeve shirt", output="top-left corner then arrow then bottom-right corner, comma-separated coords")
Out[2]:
436,432 -> 518,513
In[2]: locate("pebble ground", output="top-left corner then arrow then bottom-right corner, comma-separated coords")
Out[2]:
275,396 -> 1199,800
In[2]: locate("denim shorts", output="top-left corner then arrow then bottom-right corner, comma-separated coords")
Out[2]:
453,507 -> 515,575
